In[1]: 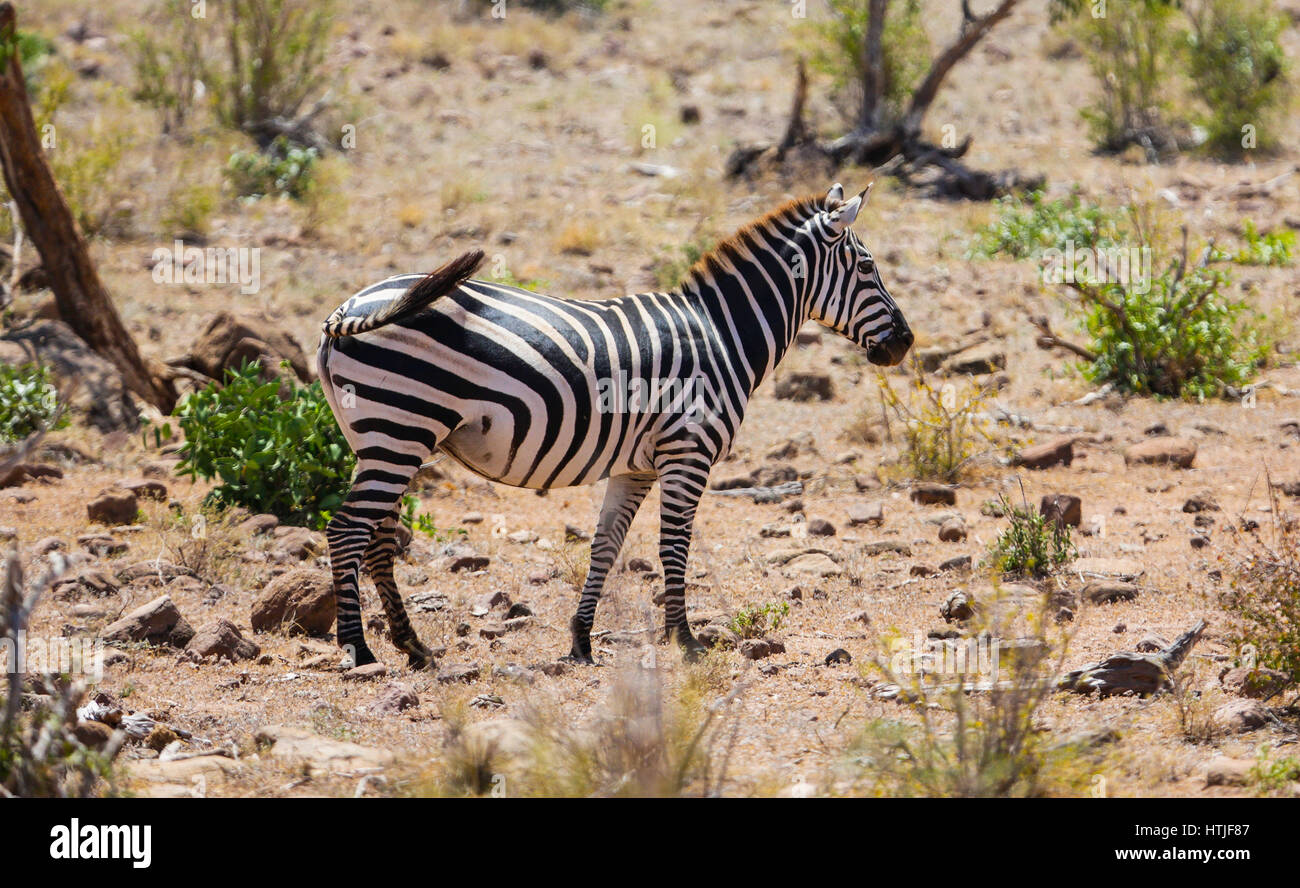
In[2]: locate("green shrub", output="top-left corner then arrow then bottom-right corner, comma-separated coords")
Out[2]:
651,237 -> 714,291
1076,0 -> 1180,153
226,137 -> 319,200
0,364 -> 66,444
967,190 -> 1123,260
1185,0 -> 1289,157
174,362 -> 353,527
728,601 -> 789,640
809,0 -> 931,126
1223,491 -> 1300,688
876,362 -> 997,483
1218,220 -> 1295,267
989,493 -> 1076,578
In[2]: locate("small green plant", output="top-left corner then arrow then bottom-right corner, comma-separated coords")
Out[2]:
399,497 -> 465,542
162,182 -> 219,238
1248,745 -> 1300,796
0,364 -> 66,444
651,237 -> 715,291
174,361 -> 353,527
225,137 -> 319,201
490,268 -> 548,292
876,360 -> 997,483
967,190 -> 1123,260
728,601 -> 790,639
1215,220 -> 1295,267
988,491 -> 1076,578
1185,0 -> 1289,157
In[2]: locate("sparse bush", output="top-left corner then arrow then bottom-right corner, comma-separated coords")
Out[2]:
162,182 -> 219,238
174,361 -> 353,528
226,136 -> 319,200
966,189 -> 1123,260
1249,745 -> 1300,796
728,601 -> 789,639
651,237 -> 714,291
48,98 -> 139,237
398,497 -> 463,543
1076,0 -> 1180,154
1185,0 -> 1289,157
988,491 -> 1076,577
876,360 -> 997,483
1216,219 -> 1294,267
0,364 -> 66,444
128,2 -> 205,132
1223,489 -> 1300,689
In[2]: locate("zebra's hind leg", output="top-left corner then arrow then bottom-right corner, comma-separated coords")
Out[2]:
326,456 -> 421,668
364,513 -> 437,670
657,458 -> 711,662
567,474 -> 655,664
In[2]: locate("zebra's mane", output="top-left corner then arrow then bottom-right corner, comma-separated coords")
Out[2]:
682,192 -> 830,289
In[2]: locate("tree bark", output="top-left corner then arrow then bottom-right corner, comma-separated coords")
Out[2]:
858,0 -> 889,133
0,2 -> 176,412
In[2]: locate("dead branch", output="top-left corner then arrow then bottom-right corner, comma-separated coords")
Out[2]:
1058,619 -> 1207,697
1029,315 -> 1097,362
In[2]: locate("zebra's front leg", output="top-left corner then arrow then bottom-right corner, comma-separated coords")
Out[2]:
568,474 -> 655,664
364,513 -> 437,670
657,458 -> 711,662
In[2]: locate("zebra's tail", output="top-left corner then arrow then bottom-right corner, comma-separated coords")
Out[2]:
322,248 -> 485,339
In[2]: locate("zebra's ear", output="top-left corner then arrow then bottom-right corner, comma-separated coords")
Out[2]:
825,183 -> 844,208
825,193 -> 863,235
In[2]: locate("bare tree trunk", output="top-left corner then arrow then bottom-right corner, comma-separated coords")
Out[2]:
0,2 -> 177,413
858,0 -> 889,133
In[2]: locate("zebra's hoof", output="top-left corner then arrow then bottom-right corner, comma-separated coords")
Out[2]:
563,647 -> 597,666
345,643 -> 378,668
678,635 -> 708,663
406,649 -> 436,670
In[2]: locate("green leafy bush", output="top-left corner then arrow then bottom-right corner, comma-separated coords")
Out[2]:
989,493 -> 1076,578
0,364 -> 66,444
226,137 -> 319,200
1185,0 -> 1289,157
1217,220 -> 1295,267
967,190 -> 1123,260
728,601 -> 790,639
809,0 -> 932,126
876,363 -> 997,483
174,362 -> 353,527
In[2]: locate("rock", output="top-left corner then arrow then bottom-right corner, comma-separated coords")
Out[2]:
87,489 -> 139,525
1037,494 -> 1081,528
187,312 -> 312,383
1083,581 -> 1139,604
343,662 -> 388,681
1124,437 -> 1197,469
939,554 -> 972,572
116,559 -> 196,586
910,483 -> 956,506
1204,756 -> 1253,787
507,528 -> 538,544
101,595 -> 194,647
774,372 -> 834,402
847,501 -> 884,527
944,345 -> 1005,375
1190,534 -> 1211,550
739,637 -> 786,660
437,662 -> 481,684
461,512 -> 484,525
238,514 -> 279,535
77,533 -> 128,557
697,623 -> 739,649
781,552 -> 842,578
1213,700 -> 1269,734
72,720 -> 115,750
862,540 -> 911,556
824,648 -> 852,665
250,568 -> 336,636
626,557 -> 655,573
1183,493 -> 1220,513
271,526 -> 325,560
1013,437 -> 1074,470
853,474 -> 880,492
371,682 -> 419,715
470,590 -> 510,616
1220,666 -> 1290,700
806,518 -> 836,537
941,590 -> 974,623
479,623 -> 508,640
448,555 -> 490,572
938,517 -> 967,542
51,567 -> 119,599
526,569 -> 554,585
186,618 -> 260,661
910,563 -> 937,577
254,724 -> 394,774
1134,634 -> 1169,653
145,725 -> 180,752
121,479 -> 168,501
33,536 -> 66,555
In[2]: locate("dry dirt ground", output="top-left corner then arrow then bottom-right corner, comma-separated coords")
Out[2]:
6,0 -> 1300,796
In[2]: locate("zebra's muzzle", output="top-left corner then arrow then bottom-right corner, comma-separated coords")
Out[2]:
867,318 -> 913,366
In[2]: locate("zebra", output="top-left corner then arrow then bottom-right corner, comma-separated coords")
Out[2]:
317,182 -> 912,668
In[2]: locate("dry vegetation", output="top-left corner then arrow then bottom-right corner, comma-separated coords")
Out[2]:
2,0 -> 1300,797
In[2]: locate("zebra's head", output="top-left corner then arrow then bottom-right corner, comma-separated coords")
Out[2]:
803,183 -> 913,366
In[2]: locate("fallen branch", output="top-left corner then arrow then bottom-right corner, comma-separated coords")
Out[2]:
1058,619 -> 1207,697
1029,315 -> 1097,362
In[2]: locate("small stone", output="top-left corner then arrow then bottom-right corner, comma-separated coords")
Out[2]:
1204,756 -> 1253,787
824,648 -> 852,666
121,479 -> 168,501
507,529 -> 538,544
72,720 -> 114,749
101,595 -> 194,647
1039,494 -> 1082,528
87,489 -> 138,525
1124,437 -> 1197,469
1190,534 -> 1211,550
77,533 -> 127,556
862,540 -> 911,557
1083,581 -> 1139,605
371,681 -> 419,715
910,563 -> 937,577
271,526 -> 325,560
564,523 -> 590,542
437,662 -> 481,684
848,610 -> 871,626
939,554 -> 972,573
944,346 -> 1005,375
1013,437 -> 1074,470
910,483 -> 956,506
343,662 -> 388,681
938,517 -> 967,542
1220,666 -> 1290,699
250,569 -> 336,636
739,637 -> 786,660
470,590 -> 510,616
1134,634 -> 1169,653
782,552 -> 842,577
807,518 -> 836,537
847,501 -> 884,527
461,512 -> 484,525
145,725 -> 180,752
238,514 -> 279,535
940,590 -> 974,623
774,372 -> 834,402
1183,493 -> 1220,513
186,618 -> 260,661
697,623 -> 739,649
1213,700 -> 1269,734
626,557 -> 655,573
449,555 -> 490,573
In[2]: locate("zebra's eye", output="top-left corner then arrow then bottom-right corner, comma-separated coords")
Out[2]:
858,258 -> 874,275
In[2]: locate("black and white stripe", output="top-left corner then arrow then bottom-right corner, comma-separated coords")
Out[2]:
317,183 -> 912,667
